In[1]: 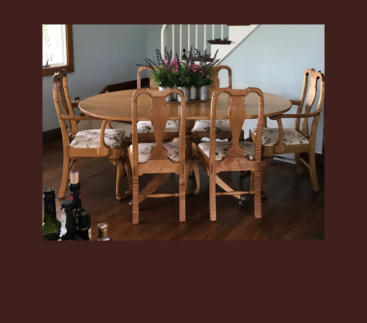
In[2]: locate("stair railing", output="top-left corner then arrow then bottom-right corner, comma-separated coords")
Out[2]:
161,24 -> 227,58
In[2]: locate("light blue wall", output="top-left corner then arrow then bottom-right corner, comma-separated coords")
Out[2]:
222,24 -> 325,154
42,24 -> 148,131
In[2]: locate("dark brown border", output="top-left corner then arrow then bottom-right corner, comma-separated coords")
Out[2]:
42,25 -> 74,76
5,9 -> 366,320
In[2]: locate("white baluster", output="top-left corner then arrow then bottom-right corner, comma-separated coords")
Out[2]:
187,25 -> 191,52
172,25 -> 175,56
179,24 -> 182,57
212,24 -> 215,40
204,24 -> 207,51
195,24 -> 198,49
221,24 -> 224,40
161,24 -> 168,55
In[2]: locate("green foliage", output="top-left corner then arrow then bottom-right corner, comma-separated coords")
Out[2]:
150,67 -> 175,88
197,66 -> 213,87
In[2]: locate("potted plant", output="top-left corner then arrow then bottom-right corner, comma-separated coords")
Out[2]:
139,48 -> 178,101
197,65 -> 214,101
176,65 -> 192,103
188,63 -> 202,100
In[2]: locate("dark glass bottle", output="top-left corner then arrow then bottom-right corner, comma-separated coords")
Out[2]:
42,188 -> 61,240
60,200 -> 78,240
69,169 -> 82,209
181,49 -> 187,61
97,223 -> 112,241
75,209 -> 91,240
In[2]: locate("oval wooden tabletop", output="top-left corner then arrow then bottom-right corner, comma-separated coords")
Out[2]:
79,89 -> 291,121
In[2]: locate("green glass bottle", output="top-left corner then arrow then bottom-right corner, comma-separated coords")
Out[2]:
42,188 -> 61,240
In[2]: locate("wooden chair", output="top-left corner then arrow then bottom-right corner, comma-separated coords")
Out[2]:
52,69 -> 125,200
250,68 -> 325,193
128,88 -> 188,224
196,87 -> 264,220
191,65 -> 244,141
136,66 -> 180,142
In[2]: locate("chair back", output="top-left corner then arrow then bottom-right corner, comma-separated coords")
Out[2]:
295,68 -> 325,140
52,69 -> 78,143
210,65 -> 232,94
137,66 -> 159,89
210,88 -> 264,163
131,89 -> 185,166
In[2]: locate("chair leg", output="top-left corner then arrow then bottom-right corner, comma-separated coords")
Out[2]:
115,159 -> 123,200
132,175 -> 139,224
261,160 -> 268,198
253,171 -> 262,219
58,153 -> 70,199
179,167 -> 186,222
308,152 -> 320,192
192,160 -> 201,195
209,167 -> 217,222
124,160 -> 132,196
295,153 -> 304,174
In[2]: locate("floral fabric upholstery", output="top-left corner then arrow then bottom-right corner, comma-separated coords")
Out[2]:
129,142 -> 180,163
252,128 -> 310,146
198,141 -> 255,161
137,120 -> 179,134
191,119 -> 231,133
70,129 -> 123,149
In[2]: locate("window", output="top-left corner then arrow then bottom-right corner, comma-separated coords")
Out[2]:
42,24 -> 74,76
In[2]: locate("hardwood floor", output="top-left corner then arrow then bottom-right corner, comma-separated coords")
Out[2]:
42,138 -> 324,240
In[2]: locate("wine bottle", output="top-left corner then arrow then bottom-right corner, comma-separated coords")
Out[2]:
42,188 -> 61,240
60,199 -> 78,240
75,209 -> 91,240
97,223 -> 112,241
181,49 -> 188,62
69,169 -> 82,209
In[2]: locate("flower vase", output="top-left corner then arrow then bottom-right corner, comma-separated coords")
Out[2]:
199,85 -> 210,101
177,87 -> 190,103
159,87 -> 177,102
190,86 -> 199,101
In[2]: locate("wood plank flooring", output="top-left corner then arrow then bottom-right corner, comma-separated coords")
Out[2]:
42,139 -> 324,240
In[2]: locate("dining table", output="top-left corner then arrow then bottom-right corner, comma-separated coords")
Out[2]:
79,89 -> 292,200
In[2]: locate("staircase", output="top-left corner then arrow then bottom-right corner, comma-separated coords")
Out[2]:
211,25 -> 259,62
161,24 -> 259,62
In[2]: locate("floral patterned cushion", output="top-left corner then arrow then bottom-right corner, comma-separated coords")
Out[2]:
191,119 -> 231,133
252,128 -> 310,146
198,141 -> 255,161
128,142 -> 180,163
70,129 -> 123,149
137,120 -> 179,134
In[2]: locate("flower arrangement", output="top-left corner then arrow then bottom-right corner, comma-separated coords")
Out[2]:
138,47 -> 220,101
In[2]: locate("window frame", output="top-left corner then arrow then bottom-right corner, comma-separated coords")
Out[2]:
42,24 -> 74,76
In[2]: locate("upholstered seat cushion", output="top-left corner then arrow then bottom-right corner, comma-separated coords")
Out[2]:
191,119 -> 231,133
70,129 -> 123,149
252,128 -> 310,146
137,120 -> 179,134
129,142 -> 180,163
198,141 -> 254,161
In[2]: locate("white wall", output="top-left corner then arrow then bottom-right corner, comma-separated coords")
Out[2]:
222,24 -> 325,154
42,24 -> 148,131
